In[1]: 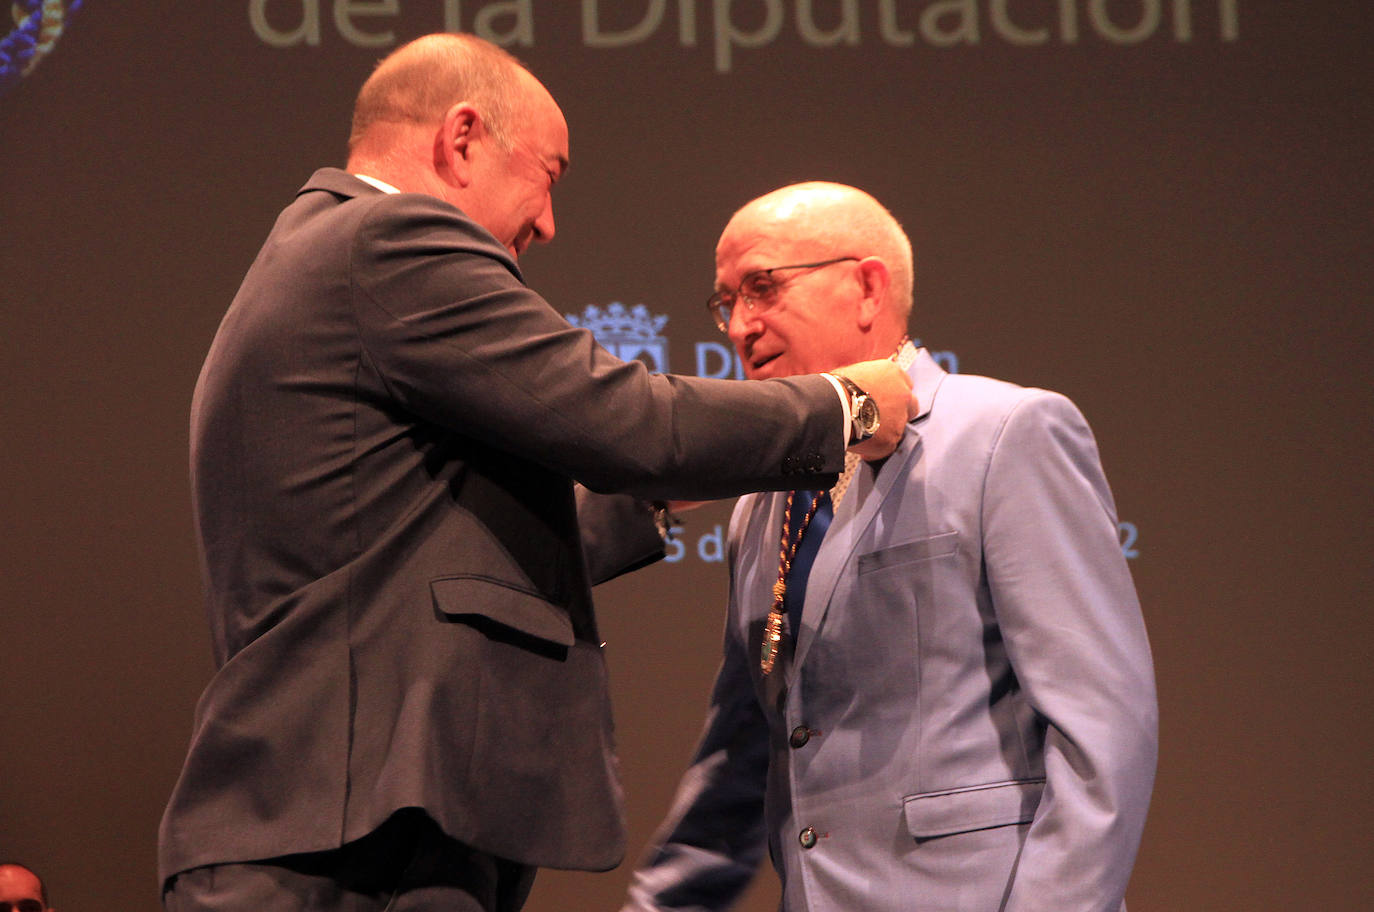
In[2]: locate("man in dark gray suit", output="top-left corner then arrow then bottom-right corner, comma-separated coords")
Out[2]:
158,34 -> 912,912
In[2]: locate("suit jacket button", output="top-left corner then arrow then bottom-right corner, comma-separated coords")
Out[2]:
799,826 -> 818,849
789,725 -> 811,749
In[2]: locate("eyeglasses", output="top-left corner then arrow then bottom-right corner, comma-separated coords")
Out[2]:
706,256 -> 859,332
0,901 -> 44,912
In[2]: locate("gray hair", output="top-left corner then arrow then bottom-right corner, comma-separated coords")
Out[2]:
348,33 -> 524,152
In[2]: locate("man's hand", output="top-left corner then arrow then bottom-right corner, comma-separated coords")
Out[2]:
833,359 -> 916,461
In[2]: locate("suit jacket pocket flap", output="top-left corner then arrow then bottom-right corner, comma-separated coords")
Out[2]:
858,530 -> 959,575
431,576 -> 575,647
903,778 -> 1044,839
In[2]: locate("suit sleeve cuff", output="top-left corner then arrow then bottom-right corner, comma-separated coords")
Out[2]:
821,373 -> 854,446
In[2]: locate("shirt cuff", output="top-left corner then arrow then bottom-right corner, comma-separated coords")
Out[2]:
821,373 -> 855,446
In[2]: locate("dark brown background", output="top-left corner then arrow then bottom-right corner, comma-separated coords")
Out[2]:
2,2 -> 1370,909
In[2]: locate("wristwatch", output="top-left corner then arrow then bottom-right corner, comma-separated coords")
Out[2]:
830,373 -> 880,443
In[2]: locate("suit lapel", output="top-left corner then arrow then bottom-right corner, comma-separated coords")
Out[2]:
789,349 -> 947,676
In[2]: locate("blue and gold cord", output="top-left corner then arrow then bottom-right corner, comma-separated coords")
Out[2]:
1,0 -> 84,96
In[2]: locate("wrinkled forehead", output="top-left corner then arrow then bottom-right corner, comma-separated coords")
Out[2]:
523,68 -> 566,127
510,67 -> 568,153
715,204 -> 836,278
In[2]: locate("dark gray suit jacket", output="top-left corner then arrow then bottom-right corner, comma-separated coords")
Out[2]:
158,169 -> 844,885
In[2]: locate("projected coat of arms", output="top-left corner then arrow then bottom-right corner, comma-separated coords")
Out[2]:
1,0 -> 82,96
566,302 -> 671,374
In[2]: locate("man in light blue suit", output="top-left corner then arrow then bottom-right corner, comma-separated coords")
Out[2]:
623,183 -> 1157,911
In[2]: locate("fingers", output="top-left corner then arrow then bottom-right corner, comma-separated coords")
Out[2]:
833,360 -> 913,462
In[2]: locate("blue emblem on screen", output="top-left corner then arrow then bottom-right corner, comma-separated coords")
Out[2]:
566,302 -> 671,374
2,0 -> 83,96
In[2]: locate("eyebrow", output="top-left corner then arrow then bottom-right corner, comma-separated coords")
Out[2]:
735,264 -> 776,283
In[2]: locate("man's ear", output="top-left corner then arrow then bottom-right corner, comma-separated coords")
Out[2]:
855,257 -> 891,329
435,102 -> 481,186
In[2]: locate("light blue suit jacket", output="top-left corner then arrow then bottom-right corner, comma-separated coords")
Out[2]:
625,348 -> 1157,912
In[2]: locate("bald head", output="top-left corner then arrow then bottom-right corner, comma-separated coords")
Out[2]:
0,863 -> 49,911
348,33 -> 527,158
343,33 -> 569,259
714,182 -> 913,379
726,182 -> 914,325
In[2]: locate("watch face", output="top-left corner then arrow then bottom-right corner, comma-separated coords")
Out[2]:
857,396 -> 880,433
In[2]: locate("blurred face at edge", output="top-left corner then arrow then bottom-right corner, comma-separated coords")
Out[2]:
0,865 -> 47,912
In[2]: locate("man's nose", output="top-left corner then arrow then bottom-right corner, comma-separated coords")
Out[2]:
533,198 -> 555,244
727,302 -> 762,345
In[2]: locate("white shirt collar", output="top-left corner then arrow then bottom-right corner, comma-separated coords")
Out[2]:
352,173 -> 400,195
